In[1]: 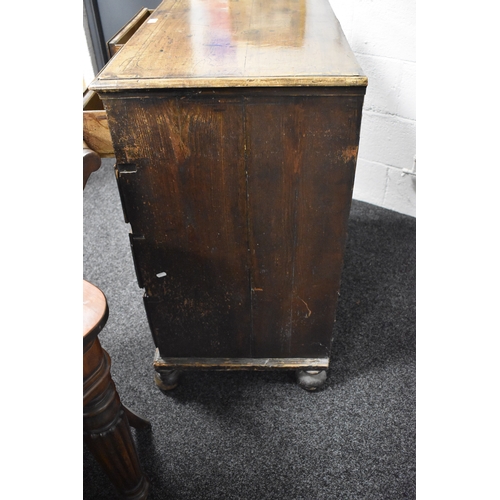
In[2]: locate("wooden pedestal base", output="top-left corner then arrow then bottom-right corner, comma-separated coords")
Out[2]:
84,335 -> 150,499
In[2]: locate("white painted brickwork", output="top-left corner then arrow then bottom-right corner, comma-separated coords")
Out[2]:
330,0 -> 416,216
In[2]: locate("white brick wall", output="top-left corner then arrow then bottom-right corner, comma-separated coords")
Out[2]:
330,0 -> 416,217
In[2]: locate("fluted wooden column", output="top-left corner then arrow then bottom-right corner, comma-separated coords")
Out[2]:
84,330 -> 149,499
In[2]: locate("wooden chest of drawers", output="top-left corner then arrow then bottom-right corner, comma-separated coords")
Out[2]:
90,0 -> 367,391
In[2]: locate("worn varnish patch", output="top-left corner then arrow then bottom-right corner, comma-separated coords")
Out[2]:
342,145 -> 359,163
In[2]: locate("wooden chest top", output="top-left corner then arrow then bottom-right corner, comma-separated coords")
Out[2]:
90,0 -> 367,91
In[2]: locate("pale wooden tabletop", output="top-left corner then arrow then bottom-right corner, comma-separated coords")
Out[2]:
90,0 -> 367,91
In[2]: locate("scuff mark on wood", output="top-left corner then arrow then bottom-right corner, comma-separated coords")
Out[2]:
341,145 -> 358,163
298,296 -> 312,318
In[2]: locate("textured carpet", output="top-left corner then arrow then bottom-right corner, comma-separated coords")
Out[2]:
83,158 -> 416,499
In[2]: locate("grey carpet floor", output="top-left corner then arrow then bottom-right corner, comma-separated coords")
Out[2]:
83,158 -> 416,499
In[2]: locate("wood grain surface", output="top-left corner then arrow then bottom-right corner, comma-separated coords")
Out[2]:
83,280 -> 108,340
83,90 -> 114,157
102,87 -> 364,360
90,0 -> 367,90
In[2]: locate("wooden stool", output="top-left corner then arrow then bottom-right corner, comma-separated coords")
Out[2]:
83,279 -> 150,499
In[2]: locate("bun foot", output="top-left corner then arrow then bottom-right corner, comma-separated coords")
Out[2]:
297,369 -> 327,391
154,369 -> 180,391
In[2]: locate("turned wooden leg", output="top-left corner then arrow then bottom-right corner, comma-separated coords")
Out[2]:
84,337 -> 150,500
124,405 -> 151,430
154,369 -> 181,392
296,369 -> 328,391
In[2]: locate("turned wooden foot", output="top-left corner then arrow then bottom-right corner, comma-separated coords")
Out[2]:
124,405 -> 151,430
154,369 -> 181,391
296,369 -> 327,391
84,335 -> 150,499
